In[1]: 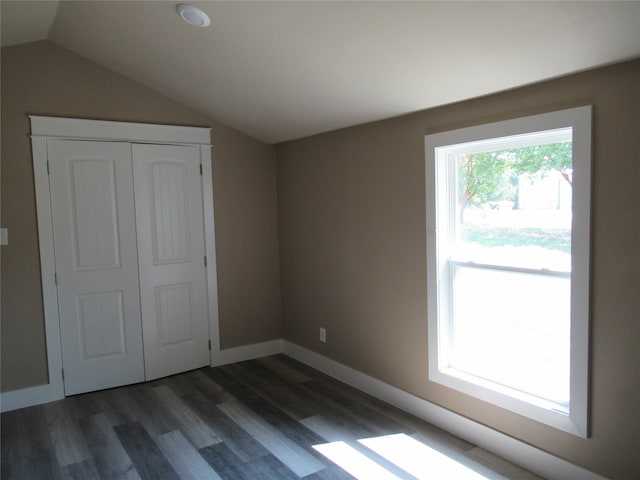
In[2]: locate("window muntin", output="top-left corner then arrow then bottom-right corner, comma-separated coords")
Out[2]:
425,107 -> 591,437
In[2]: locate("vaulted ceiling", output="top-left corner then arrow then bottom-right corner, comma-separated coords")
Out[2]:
2,1 -> 639,143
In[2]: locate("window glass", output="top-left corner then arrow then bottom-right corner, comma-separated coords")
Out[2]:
451,266 -> 570,406
454,140 -> 572,272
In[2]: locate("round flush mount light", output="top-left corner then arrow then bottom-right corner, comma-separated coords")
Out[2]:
176,4 -> 210,28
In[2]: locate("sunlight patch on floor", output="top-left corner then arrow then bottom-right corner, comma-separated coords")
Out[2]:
359,433 -> 490,480
312,441 -> 402,480
313,433 -> 492,480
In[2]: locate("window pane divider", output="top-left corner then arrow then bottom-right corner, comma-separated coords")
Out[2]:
449,259 -> 571,278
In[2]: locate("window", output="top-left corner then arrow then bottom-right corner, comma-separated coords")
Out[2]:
424,107 -> 591,437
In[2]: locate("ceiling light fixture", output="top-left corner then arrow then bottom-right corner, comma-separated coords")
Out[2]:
176,4 -> 211,28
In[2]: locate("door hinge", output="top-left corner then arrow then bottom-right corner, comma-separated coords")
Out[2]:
208,339 -> 211,351
61,369 -> 64,380
54,272 -> 58,285
199,164 -> 203,176
204,256 -> 207,267
46,161 -> 50,175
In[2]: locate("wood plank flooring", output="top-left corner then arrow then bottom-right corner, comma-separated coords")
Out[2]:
1,355 -> 545,479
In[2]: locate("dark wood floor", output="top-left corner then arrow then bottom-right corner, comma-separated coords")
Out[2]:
1,355 -> 544,479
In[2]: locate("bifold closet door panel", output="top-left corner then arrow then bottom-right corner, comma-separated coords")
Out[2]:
47,140 -> 145,395
132,143 -> 210,380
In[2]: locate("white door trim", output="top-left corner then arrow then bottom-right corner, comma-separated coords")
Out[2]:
30,116 -> 211,145
28,116 -> 219,403
29,135 -> 66,403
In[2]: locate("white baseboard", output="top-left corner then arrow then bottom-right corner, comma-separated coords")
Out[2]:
282,340 -> 607,480
0,337 -> 607,480
0,338 -> 284,412
0,382 -> 64,413
210,338 -> 284,367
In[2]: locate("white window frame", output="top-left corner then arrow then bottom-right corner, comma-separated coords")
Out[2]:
424,106 -> 591,437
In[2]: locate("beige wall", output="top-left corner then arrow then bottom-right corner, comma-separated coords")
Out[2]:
0,41 -> 282,392
277,59 -> 640,479
3,38 -> 638,480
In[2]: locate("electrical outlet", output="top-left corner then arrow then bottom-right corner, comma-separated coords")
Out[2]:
319,327 -> 327,343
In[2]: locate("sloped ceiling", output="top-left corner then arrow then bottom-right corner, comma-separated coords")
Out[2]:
2,1 -> 639,143
0,1 -> 59,47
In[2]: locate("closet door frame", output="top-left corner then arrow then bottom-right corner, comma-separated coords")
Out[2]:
30,115 -> 220,402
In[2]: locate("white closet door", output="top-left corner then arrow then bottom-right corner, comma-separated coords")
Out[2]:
132,144 -> 209,380
48,140 -> 145,395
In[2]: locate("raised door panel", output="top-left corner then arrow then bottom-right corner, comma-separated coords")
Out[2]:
150,161 -> 191,264
156,283 -> 194,346
78,291 -> 126,358
68,158 -> 121,270
132,144 -> 209,380
48,140 -> 145,395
